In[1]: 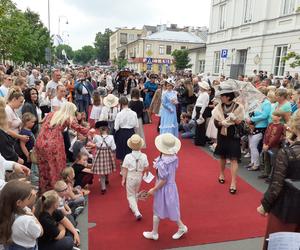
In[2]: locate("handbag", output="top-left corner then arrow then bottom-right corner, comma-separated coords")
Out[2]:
142,111 -> 150,124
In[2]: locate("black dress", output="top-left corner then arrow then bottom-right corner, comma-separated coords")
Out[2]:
128,100 -> 143,119
214,104 -> 241,160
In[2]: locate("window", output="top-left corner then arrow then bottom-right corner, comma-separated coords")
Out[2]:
120,33 -> 127,45
273,45 -> 288,76
237,49 -> 248,64
166,45 -> 172,55
128,34 -> 135,41
244,0 -> 252,23
159,45 -> 164,55
146,44 -> 152,52
213,51 -> 221,74
219,4 -> 226,30
181,46 -> 187,50
199,60 -> 205,73
282,0 -> 295,15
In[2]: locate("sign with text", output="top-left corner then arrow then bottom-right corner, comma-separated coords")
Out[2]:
221,49 -> 228,59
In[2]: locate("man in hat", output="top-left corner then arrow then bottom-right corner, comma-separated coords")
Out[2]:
122,134 -> 149,220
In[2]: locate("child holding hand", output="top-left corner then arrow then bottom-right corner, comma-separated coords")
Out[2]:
122,134 -> 149,221
143,133 -> 187,240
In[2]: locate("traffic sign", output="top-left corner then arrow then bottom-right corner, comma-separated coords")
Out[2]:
221,49 -> 228,59
146,57 -> 152,65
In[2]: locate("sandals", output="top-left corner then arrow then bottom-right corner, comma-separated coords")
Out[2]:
229,187 -> 237,194
218,178 -> 225,184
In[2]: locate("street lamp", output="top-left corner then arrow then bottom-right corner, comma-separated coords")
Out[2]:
58,16 -> 68,37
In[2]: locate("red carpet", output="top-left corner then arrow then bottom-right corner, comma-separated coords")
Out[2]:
88,118 -> 266,249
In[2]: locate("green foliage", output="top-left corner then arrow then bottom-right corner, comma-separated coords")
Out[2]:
283,51 -> 300,68
73,45 -> 96,64
112,57 -> 128,70
55,44 -> 74,60
171,49 -> 192,70
0,0 -> 51,64
94,28 -> 112,63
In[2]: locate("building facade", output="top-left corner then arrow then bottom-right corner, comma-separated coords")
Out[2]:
205,0 -> 300,79
122,30 -> 206,73
109,28 -> 143,61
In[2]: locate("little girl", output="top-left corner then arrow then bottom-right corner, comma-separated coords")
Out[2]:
19,112 -> 36,168
122,134 -> 149,220
92,120 -> 116,194
0,180 -> 42,250
72,152 -> 93,189
89,91 -> 103,127
35,190 -> 80,250
143,133 -> 188,240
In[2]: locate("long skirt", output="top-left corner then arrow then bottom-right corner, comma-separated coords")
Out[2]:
135,118 -> 146,148
194,106 -> 208,146
92,147 -> 116,175
115,128 -> 135,160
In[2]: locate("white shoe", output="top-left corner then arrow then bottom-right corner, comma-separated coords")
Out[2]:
172,225 -> 188,240
244,152 -> 250,158
143,231 -> 159,240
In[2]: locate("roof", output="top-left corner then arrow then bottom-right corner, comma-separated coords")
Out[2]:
145,30 -> 206,44
188,44 -> 207,52
143,25 -> 157,33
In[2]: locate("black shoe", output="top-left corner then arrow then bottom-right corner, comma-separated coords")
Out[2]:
229,188 -> 237,194
101,189 -> 106,195
218,178 -> 225,184
136,215 -> 142,221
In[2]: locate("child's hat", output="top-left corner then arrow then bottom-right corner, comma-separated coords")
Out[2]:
95,120 -> 108,128
155,133 -> 181,155
103,94 -> 119,108
127,134 -> 144,151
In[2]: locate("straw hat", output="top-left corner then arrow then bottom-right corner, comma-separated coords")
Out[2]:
155,133 -> 181,155
127,134 -> 145,151
199,81 -> 210,90
103,94 -> 119,108
215,79 -> 240,97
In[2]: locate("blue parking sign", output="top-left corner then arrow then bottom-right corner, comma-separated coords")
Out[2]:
221,49 -> 228,59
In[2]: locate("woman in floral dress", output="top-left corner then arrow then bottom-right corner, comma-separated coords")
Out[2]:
36,102 -> 89,192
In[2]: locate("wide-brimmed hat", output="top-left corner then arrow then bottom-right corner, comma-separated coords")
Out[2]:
215,79 -> 240,97
103,94 -> 119,108
127,134 -> 144,151
199,81 -> 210,90
155,133 -> 181,155
166,78 -> 175,86
95,120 -> 108,128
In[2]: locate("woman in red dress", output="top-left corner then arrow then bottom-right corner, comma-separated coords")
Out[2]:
36,102 -> 89,192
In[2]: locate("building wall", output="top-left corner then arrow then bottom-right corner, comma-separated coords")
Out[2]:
206,0 -> 300,78
189,48 -> 206,74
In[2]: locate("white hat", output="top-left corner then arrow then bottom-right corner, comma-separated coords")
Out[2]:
103,94 -> 119,108
155,133 -> 181,155
127,134 -> 145,151
199,81 -> 210,90
166,78 -> 175,86
215,79 -> 240,97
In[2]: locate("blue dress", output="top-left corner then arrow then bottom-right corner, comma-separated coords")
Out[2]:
144,81 -> 158,108
159,90 -> 178,137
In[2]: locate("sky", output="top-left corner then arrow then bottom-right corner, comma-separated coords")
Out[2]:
14,0 -> 211,50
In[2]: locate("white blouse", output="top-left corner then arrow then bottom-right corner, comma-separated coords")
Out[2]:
122,151 -> 149,172
100,106 -> 118,122
114,108 -> 138,131
93,135 -> 116,150
5,105 -> 22,133
192,91 -> 210,119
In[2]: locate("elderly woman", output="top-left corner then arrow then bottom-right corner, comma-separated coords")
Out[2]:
269,88 -> 292,124
192,81 -> 210,146
212,80 -> 244,194
35,102 -> 90,192
257,111 -> 300,250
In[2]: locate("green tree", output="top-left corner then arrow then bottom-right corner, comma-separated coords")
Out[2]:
55,44 -> 74,60
171,49 -> 192,70
94,28 -> 112,63
112,57 -> 128,70
283,51 -> 300,68
73,45 -> 96,64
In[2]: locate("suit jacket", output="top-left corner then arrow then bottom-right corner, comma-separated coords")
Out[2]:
74,80 -> 94,101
